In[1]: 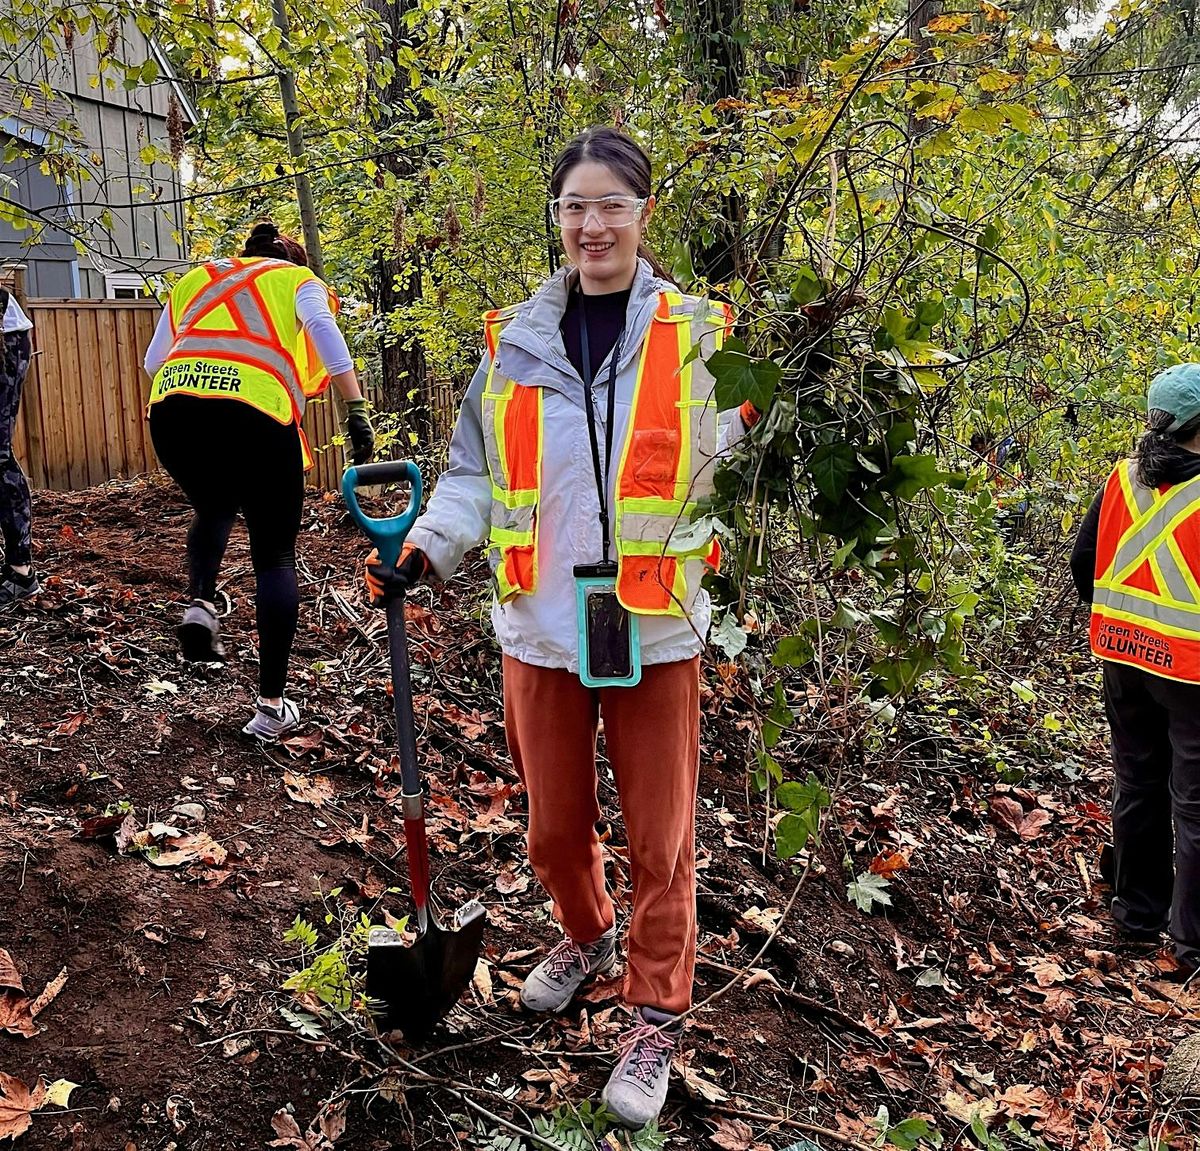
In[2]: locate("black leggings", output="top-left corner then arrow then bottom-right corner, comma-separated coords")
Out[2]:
149,396 -> 304,698
0,331 -> 33,568
1104,660 -> 1200,964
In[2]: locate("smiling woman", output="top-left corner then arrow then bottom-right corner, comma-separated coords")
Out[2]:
361,126 -> 756,1131
548,127 -> 675,292
552,164 -> 651,295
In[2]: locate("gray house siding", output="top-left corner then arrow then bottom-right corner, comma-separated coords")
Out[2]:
0,152 -> 78,296
1,17 -> 192,298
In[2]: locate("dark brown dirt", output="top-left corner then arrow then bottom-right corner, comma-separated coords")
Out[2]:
0,477 -> 1193,1150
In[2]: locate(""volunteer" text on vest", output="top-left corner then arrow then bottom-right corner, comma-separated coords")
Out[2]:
157,361 -> 243,394
1093,621 -> 1176,669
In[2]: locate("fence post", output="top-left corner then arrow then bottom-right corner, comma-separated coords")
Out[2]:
11,265 -> 28,311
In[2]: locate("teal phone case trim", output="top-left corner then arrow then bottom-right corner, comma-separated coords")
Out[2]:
575,572 -> 642,688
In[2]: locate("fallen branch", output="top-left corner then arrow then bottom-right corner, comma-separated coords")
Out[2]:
695,956 -> 877,1039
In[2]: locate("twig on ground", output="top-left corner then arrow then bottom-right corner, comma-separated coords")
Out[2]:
683,863 -> 810,1027
695,955 -> 877,1039
711,1103 -> 877,1151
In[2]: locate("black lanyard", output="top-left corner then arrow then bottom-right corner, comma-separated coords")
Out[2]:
578,294 -> 625,565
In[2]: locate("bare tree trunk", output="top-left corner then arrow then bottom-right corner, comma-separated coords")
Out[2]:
907,0 -> 942,139
676,0 -> 745,284
269,0 -> 326,279
365,0 -> 431,442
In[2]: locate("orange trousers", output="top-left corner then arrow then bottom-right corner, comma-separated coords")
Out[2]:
503,654 -> 701,1015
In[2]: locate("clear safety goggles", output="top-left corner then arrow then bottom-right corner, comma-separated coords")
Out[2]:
549,195 -> 647,229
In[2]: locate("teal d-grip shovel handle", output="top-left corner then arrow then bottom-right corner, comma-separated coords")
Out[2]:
341,461 -> 423,566
342,459 -> 430,928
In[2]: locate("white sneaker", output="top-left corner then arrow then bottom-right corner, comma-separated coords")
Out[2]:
177,599 -> 225,662
242,698 -> 300,741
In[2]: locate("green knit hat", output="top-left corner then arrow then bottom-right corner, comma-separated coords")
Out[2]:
1148,363 -> 1200,433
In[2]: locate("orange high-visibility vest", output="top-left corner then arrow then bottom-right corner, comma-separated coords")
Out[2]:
482,291 -> 732,615
147,257 -> 337,469
1090,459 -> 1200,682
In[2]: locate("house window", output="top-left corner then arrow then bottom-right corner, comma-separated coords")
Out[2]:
104,273 -> 154,299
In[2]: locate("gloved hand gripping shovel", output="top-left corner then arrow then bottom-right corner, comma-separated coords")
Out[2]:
343,462 -> 486,1040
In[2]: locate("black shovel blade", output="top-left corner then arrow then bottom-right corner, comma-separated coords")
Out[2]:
366,900 -> 486,1040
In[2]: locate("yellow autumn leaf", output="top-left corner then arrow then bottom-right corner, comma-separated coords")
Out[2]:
927,12 -> 973,32
42,1080 -> 77,1108
978,68 -> 1021,92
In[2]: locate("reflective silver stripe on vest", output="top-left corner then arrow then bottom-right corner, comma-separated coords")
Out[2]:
682,313 -> 719,494
618,508 -> 709,552
176,261 -> 285,332
1156,545 -> 1195,605
230,286 -> 274,340
482,423 -> 508,492
1124,463 -> 1156,516
491,500 -> 534,534
168,335 -> 305,414
1109,469 -> 1200,579
1093,586 -> 1200,632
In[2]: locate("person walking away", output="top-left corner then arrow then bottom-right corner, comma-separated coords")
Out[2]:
144,221 -> 374,739
971,428 -> 1027,544
1072,363 -> 1200,976
363,127 -> 757,1128
0,284 -> 37,607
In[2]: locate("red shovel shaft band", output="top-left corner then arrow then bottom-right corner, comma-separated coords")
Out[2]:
403,813 -> 431,925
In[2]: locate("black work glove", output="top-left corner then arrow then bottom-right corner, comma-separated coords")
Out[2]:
365,545 -> 430,607
343,398 -> 375,466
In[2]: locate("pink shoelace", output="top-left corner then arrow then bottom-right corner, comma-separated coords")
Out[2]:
615,1021 -> 675,1085
544,938 -> 590,982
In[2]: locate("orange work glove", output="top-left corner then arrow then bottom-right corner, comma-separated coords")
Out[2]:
364,544 -> 429,608
740,399 -> 763,429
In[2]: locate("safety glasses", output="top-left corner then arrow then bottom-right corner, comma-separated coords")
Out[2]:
549,195 -> 647,229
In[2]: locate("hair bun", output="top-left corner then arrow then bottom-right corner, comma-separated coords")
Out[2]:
249,221 -> 279,240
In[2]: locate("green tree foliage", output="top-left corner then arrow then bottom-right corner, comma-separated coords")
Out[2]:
4,0 -> 1198,857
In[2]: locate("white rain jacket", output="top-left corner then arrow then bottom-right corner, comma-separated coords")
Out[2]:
407,258 -> 743,672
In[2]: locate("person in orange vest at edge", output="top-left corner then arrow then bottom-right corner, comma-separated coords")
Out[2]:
363,127 -> 759,1128
1071,363 -> 1200,979
143,221 -> 374,740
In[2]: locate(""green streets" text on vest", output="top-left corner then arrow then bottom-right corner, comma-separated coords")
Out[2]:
156,361 -> 243,395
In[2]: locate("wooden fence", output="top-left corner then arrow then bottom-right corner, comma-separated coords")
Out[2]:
13,299 -> 160,492
10,296 -> 359,493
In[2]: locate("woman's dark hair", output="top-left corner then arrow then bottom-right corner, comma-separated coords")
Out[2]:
549,126 -> 677,285
241,220 -> 308,267
1135,408 -> 1200,487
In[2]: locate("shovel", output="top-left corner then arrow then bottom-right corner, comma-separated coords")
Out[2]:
343,461 -> 486,1040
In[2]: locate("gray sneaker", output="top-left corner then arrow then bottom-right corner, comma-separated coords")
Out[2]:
242,698 -> 300,741
0,566 -> 38,608
177,599 -> 226,662
520,927 -> 617,1013
601,1006 -> 683,1129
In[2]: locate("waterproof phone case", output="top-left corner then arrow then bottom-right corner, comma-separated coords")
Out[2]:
574,562 -> 641,688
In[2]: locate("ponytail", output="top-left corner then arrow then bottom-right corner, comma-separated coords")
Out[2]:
1135,408 -> 1200,488
240,220 -> 308,267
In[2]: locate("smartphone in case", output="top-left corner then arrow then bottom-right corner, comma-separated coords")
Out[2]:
573,562 -> 642,688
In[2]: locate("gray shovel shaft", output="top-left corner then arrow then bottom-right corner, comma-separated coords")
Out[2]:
386,596 -> 430,920
386,597 -> 421,795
